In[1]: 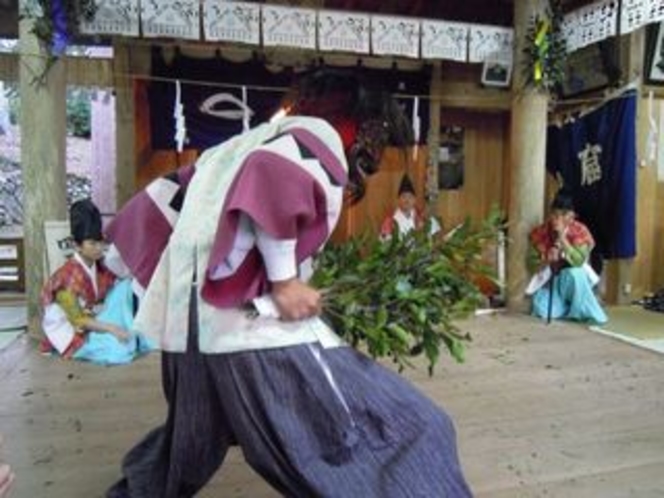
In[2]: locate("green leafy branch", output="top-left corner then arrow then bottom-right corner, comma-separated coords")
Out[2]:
311,208 -> 505,375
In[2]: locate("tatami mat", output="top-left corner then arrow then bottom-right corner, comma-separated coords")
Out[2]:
589,305 -> 664,354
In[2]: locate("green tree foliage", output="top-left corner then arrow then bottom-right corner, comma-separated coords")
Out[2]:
66,87 -> 91,138
5,84 -> 91,138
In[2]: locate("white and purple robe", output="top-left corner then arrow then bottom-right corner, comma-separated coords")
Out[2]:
105,116 -> 472,498
106,117 -> 347,354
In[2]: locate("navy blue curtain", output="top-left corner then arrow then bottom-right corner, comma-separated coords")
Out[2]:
546,90 -> 637,259
149,48 -> 431,151
149,49 -> 291,150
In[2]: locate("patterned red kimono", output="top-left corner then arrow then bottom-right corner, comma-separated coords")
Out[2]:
529,218 -> 595,258
40,257 -> 116,357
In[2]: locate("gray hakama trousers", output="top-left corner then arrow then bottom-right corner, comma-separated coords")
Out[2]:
107,297 -> 472,498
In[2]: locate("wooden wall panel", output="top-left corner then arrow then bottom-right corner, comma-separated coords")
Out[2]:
656,182 -> 664,289
643,100 -> 664,292
136,149 -> 199,190
435,109 -> 509,230
631,165 -> 658,299
330,146 -> 427,242
629,98 -> 658,300
134,79 -> 152,171
332,108 -> 510,243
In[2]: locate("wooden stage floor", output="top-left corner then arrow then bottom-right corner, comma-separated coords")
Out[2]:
1,313 -> 663,497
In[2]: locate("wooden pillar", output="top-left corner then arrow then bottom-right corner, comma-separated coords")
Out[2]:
19,15 -> 67,337
506,0 -> 549,311
113,39 -> 137,206
426,62 -> 442,213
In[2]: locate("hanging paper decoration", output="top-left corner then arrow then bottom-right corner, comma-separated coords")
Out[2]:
646,91 -> 658,163
569,0 -> 618,51
647,0 -> 664,23
659,102 -> 664,181
561,11 -> 580,53
468,25 -> 513,63
241,85 -> 250,132
523,0 -> 566,94
79,0 -> 140,36
371,15 -> 420,58
203,0 -> 260,44
173,80 -> 187,153
411,96 -> 420,161
318,11 -> 370,54
421,20 -> 468,61
262,5 -> 317,49
620,0 -> 648,34
142,0 -> 200,40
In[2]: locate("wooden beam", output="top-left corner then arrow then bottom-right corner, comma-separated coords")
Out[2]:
0,52 -> 112,86
437,81 -> 511,110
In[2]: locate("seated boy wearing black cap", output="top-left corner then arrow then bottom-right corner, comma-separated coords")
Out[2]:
40,199 -> 136,360
380,173 -> 440,239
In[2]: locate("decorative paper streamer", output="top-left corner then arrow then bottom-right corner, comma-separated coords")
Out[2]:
262,5 -> 317,49
203,0 -> 260,44
174,80 -> 187,153
142,0 -> 200,40
421,20 -> 468,61
412,96 -> 420,162
468,25 -> 513,63
647,0 -> 664,24
79,0 -> 140,36
646,90 -> 657,164
570,0 -> 618,51
620,0 -> 647,34
318,10 -> 370,54
561,12 -> 579,53
241,85 -> 250,132
371,15 -> 420,58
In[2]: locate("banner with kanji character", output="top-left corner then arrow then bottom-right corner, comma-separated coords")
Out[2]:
547,90 -> 637,260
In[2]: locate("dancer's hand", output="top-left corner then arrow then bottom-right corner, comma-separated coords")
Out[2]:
271,278 -> 322,321
109,325 -> 130,343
